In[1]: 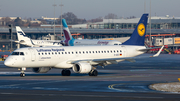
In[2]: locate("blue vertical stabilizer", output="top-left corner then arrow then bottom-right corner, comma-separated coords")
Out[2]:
122,14 -> 148,46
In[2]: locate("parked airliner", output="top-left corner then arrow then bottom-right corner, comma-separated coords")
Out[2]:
15,26 -> 62,47
62,19 -> 122,46
15,20 -> 121,47
4,14 -> 163,77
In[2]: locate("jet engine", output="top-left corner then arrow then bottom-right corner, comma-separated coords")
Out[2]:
32,67 -> 51,73
72,62 -> 92,73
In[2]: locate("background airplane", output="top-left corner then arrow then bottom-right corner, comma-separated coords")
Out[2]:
15,26 -> 62,47
62,19 -> 122,46
4,14 -> 163,77
15,20 -> 122,47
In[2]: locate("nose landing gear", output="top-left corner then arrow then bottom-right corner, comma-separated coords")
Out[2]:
18,67 -> 26,77
20,73 -> 25,77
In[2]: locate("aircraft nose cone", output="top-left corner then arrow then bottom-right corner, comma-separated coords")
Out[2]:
4,59 -> 12,67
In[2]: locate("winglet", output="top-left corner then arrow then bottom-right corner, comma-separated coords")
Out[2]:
151,45 -> 164,57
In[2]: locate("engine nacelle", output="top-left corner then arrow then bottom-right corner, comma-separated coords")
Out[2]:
72,62 -> 92,73
32,67 -> 51,73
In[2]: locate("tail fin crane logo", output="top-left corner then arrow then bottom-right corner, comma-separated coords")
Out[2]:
138,23 -> 145,36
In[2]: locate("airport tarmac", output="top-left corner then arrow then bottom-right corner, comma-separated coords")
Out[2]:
0,54 -> 180,101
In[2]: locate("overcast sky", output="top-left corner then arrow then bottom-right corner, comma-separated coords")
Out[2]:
0,0 -> 180,19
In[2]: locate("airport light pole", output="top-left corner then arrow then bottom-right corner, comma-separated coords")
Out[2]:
53,1 -> 57,39
60,1 -> 64,40
149,0 -> 152,46
8,24 -> 13,52
144,0 -> 146,13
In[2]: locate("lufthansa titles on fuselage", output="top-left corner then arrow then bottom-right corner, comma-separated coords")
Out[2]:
36,48 -> 65,52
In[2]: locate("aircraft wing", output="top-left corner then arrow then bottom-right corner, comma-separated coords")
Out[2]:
67,45 -> 164,65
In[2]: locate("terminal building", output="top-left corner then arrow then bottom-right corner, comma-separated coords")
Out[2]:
72,15 -> 180,29
0,15 -> 180,51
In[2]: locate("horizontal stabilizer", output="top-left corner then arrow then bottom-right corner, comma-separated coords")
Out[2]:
137,46 -> 164,51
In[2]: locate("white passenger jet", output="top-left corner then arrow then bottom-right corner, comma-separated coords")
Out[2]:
15,26 -> 62,47
62,19 -> 122,46
4,14 -> 164,77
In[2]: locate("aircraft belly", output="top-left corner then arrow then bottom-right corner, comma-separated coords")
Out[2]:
29,60 -> 54,67
54,61 -> 73,68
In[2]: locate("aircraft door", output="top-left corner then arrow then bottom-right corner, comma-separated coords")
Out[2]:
28,48 -> 36,61
121,46 -> 127,57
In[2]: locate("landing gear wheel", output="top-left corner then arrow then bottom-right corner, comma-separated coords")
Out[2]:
92,70 -> 98,76
89,70 -> 98,76
88,72 -> 92,76
20,73 -> 25,77
61,69 -> 71,76
66,70 -> 71,76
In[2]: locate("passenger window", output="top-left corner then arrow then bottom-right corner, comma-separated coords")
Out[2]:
107,51 -> 109,53
72,52 -> 74,54
98,51 -> 100,53
83,51 -> 85,54
45,53 -> 47,55
89,51 -> 91,53
76,52 -> 78,54
117,50 -> 118,52
104,51 -> 106,53
101,51 -> 103,53
49,53 -> 50,55
65,52 -> 67,54
52,52 -> 53,55
120,50 -> 122,52
68,52 -> 70,54
42,53 -> 44,55
62,52 -> 64,54
114,50 -> 116,53
92,51 -> 94,53
38,53 -> 40,55
58,52 -> 60,54
55,52 -> 57,54
86,51 -> 88,54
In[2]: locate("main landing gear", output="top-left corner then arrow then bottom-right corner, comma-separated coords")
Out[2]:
61,69 -> 71,76
18,67 -> 26,77
61,69 -> 98,76
88,70 -> 98,76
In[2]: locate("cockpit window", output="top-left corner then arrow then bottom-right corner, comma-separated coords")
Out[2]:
11,52 -> 19,55
20,52 -> 24,55
11,52 -> 24,56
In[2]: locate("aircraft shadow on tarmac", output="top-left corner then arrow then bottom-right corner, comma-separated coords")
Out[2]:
0,72 -> 115,77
